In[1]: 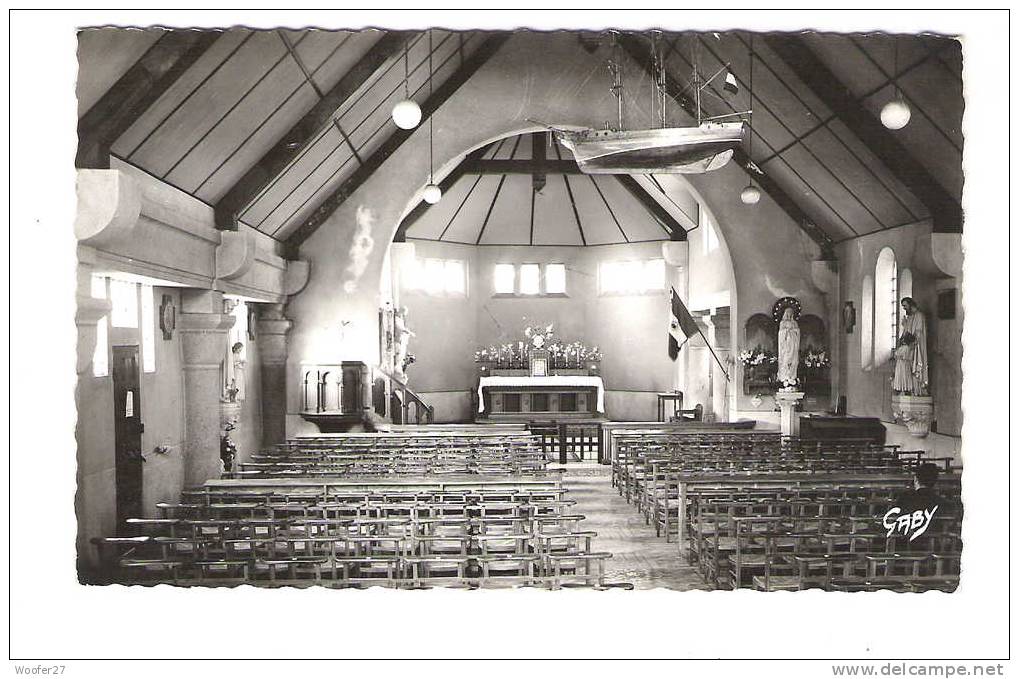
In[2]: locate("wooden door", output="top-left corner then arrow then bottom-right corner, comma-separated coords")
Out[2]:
112,345 -> 144,534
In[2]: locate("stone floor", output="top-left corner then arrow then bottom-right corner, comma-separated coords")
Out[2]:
555,463 -> 707,590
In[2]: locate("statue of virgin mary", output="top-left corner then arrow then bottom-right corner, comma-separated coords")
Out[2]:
776,307 -> 800,386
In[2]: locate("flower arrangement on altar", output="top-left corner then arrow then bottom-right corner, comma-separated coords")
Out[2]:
524,323 -> 555,349
738,346 -> 778,368
474,323 -> 602,370
778,377 -> 801,392
801,346 -> 831,369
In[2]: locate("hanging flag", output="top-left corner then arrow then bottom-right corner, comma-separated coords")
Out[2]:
668,287 -> 700,361
724,69 -> 739,95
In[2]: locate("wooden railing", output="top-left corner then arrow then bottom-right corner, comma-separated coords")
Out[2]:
371,366 -> 434,425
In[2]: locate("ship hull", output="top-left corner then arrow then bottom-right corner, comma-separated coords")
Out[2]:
557,123 -> 744,174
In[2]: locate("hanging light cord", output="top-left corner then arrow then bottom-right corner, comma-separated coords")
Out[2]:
428,30 -> 434,184
404,41 -> 410,98
748,32 -> 754,160
893,38 -> 900,99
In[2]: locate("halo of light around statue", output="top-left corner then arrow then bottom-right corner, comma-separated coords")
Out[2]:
392,99 -> 422,129
771,296 -> 802,322
422,184 -> 442,204
880,98 -> 911,130
740,184 -> 761,204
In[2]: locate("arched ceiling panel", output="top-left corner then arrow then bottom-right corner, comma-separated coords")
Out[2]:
442,175 -> 505,244
477,175 -> 533,245
533,176 -> 585,245
406,174 -> 482,240
592,177 -> 672,242
568,175 -> 628,245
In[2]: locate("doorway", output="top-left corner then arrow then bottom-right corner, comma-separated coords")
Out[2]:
112,345 -> 144,534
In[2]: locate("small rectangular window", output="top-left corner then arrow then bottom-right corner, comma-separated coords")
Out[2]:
444,260 -> 465,295
494,264 -> 516,294
701,210 -> 719,254
519,264 -> 540,295
406,257 -> 466,296
545,263 -> 566,294
402,256 -> 423,290
423,259 -> 445,295
598,261 -> 621,295
621,261 -> 643,291
599,259 -> 666,295
93,316 -> 109,377
141,285 -> 155,373
110,279 -> 138,328
643,259 -> 666,291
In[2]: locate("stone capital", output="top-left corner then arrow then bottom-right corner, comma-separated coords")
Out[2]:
75,169 -> 142,247
929,233 -> 963,279
179,312 -> 235,367
284,259 -> 311,296
258,319 -> 292,366
215,228 -> 257,280
76,295 -> 113,375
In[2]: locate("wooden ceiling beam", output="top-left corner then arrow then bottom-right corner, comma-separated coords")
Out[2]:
214,30 -> 416,230
531,132 -> 548,192
76,30 -> 220,169
286,33 -> 511,250
764,35 -> 962,233
462,159 -> 583,175
615,175 -> 686,241
616,34 -> 835,256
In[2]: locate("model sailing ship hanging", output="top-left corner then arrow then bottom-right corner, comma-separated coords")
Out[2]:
545,33 -> 748,175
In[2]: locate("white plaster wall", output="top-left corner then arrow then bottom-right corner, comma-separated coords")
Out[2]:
837,221 -> 963,438
285,32 -> 823,433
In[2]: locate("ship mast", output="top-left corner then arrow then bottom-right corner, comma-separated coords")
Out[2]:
609,35 -> 624,131
692,38 -> 702,126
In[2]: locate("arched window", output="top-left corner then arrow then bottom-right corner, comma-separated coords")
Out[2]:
874,247 -> 898,366
898,268 -> 913,330
861,274 -> 873,370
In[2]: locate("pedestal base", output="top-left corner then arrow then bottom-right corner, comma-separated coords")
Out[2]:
891,395 -> 934,438
774,391 -> 805,437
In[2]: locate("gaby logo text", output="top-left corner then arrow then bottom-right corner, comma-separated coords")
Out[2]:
882,505 -> 939,541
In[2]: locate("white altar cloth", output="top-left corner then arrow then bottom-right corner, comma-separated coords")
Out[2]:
477,375 -> 605,413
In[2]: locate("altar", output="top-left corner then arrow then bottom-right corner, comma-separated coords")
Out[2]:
476,375 -> 605,420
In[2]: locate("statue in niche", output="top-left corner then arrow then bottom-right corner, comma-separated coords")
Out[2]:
226,341 -> 245,402
776,307 -> 800,387
893,297 -> 929,396
394,306 -> 415,381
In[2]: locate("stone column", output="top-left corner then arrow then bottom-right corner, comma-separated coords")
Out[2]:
708,307 -> 732,422
775,391 -> 805,437
75,246 -> 112,376
257,303 -> 292,446
179,290 -> 234,487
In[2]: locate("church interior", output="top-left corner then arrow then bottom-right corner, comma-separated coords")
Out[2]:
72,25 -> 969,593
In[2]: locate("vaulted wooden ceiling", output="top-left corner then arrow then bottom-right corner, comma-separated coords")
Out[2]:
401,133 -> 698,246
76,27 -> 964,254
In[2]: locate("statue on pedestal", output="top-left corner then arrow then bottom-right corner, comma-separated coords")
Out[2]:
394,306 -> 415,381
226,341 -> 245,402
776,307 -> 800,388
893,297 -> 929,396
